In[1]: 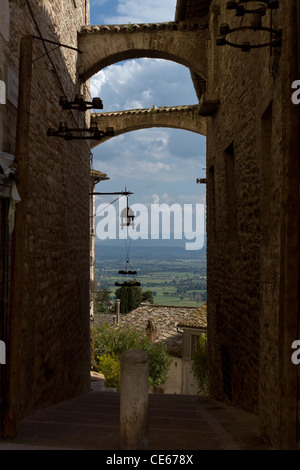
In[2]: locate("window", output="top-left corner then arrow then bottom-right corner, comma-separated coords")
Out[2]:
182,330 -> 206,360
191,334 -> 200,357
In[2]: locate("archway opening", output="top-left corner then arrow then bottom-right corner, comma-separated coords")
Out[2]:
89,57 -> 198,111
89,55 -> 207,396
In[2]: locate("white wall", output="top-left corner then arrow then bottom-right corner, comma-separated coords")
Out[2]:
155,357 -> 198,396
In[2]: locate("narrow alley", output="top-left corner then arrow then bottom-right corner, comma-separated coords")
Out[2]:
0,384 -> 272,450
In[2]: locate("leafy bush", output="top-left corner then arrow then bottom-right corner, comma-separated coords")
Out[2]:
91,323 -> 172,390
191,333 -> 209,395
97,354 -> 121,390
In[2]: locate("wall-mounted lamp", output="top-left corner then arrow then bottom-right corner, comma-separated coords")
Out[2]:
47,122 -> 114,140
59,94 -> 103,112
217,1 -> 281,52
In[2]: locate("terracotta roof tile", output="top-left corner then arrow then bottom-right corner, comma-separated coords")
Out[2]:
91,105 -> 198,119
116,304 -> 207,357
79,21 -> 207,35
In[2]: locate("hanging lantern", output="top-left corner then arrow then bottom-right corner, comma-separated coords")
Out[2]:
120,206 -> 135,229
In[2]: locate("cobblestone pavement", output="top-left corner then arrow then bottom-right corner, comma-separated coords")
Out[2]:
0,385 -> 273,450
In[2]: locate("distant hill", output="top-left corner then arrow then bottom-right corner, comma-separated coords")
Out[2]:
95,234 -> 206,253
95,241 -> 207,260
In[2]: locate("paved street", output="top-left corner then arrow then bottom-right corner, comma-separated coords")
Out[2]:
0,385 -> 273,451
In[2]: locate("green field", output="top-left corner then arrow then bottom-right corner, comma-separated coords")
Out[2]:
94,245 -> 207,308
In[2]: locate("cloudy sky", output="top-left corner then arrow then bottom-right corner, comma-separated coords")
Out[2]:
89,0 -> 206,247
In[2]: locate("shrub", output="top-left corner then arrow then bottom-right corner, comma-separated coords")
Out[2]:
91,323 -> 172,389
97,354 -> 121,390
191,333 -> 209,395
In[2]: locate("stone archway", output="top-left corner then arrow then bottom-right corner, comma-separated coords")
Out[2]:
78,21 -> 208,91
90,105 -> 206,149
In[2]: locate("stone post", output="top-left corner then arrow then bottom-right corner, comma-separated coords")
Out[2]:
116,299 -> 120,323
120,349 -> 149,450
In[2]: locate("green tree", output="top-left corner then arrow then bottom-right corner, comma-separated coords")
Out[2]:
90,323 -> 172,390
142,290 -> 154,304
191,333 -> 209,395
93,288 -> 111,313
115,284 -> 143,313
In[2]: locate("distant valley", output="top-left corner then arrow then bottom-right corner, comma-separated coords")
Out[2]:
94,241 -> 207,307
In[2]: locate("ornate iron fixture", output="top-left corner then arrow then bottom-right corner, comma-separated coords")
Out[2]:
115,281 -> 141,287
47,122 -> 114,140
217,1 -> 281,52
59,93 -> 103,112
120,206 -> 135,229
226,0 -> 279,15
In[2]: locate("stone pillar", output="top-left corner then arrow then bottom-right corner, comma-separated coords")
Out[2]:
120,349 -> 149,450
116,299 -> 120,323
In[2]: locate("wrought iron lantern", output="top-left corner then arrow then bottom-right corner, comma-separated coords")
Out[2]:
59,94 -> 103,111
120,206 -> 135,229
216,1 -> 281,52
47,122 -> 114,141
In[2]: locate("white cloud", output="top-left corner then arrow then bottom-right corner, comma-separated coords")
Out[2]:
152,193 -> 160,204
90,58 -> 197,111
96,0 -> 177,24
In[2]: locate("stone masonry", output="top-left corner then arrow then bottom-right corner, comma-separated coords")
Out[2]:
1,0 -> 92,436
202,0 -> 299,449
81,0 -> 300,449
0,0 -> 299,450
90,105 -> 207,148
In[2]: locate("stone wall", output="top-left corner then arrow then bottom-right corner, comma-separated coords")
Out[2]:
205,0 -> 290,447
2,0 -> 91,427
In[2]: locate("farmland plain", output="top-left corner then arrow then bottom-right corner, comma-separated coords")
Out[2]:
94,243 -> 207,307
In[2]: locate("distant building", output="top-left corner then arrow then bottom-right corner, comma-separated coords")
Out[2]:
117,304 -> 207,395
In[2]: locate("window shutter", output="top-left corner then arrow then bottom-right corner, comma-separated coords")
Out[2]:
182,333 -> 191,360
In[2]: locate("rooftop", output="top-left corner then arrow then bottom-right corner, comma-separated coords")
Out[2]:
116,303 -> 207,357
